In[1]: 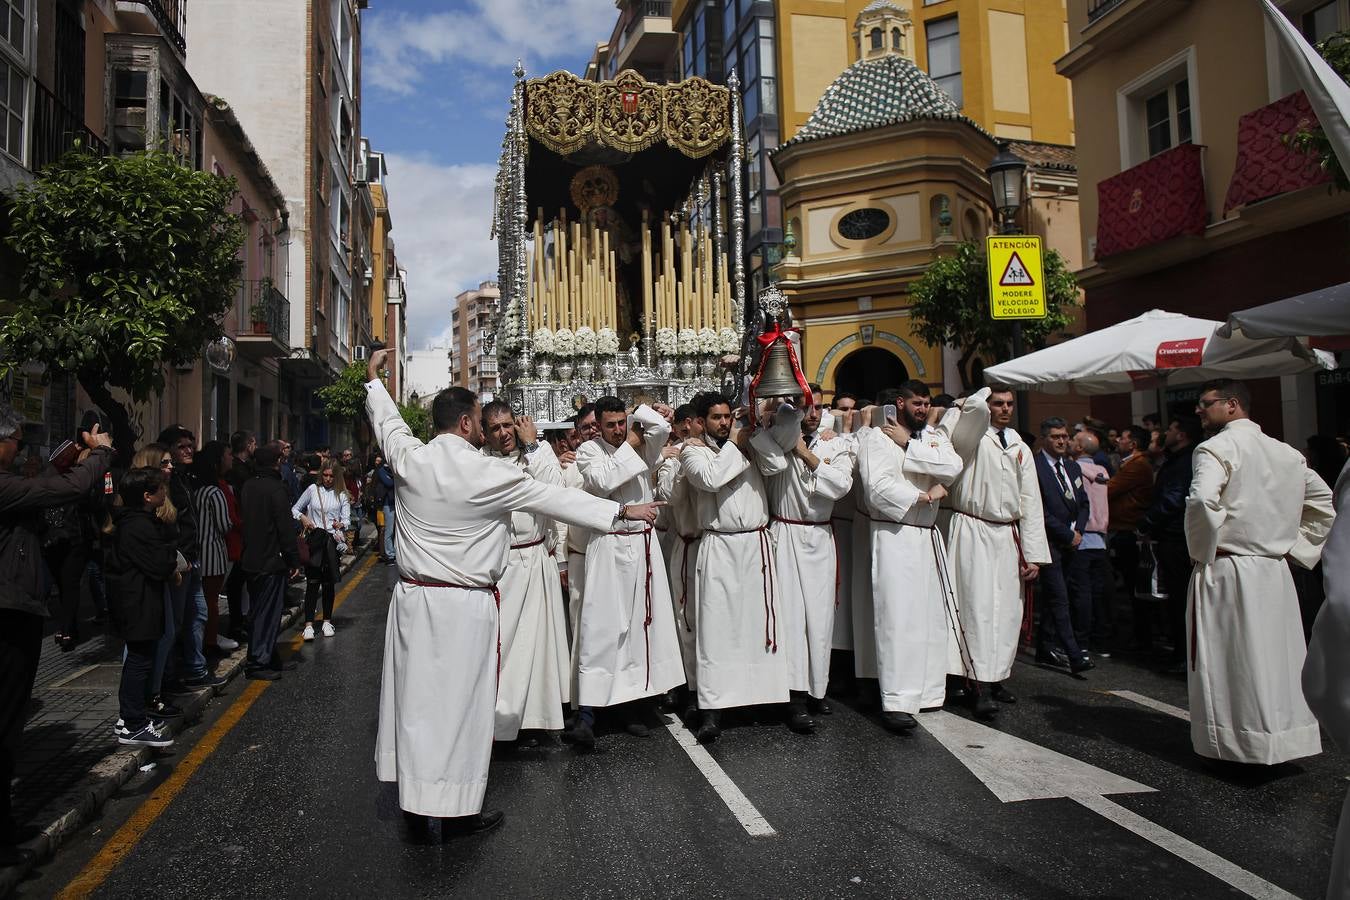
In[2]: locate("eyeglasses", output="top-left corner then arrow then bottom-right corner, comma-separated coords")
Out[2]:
160,458 -> 173,468
1196,397 -> 1233,409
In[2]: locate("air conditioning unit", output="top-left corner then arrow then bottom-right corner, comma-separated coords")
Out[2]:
353,345 -> 369,361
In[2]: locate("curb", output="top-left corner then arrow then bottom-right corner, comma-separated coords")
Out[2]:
0,549 -> 370,898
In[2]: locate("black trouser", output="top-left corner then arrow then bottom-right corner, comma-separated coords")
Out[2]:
1038,545 -> 1086,660
1080,546 -> 1112,649
42,539 -> 90,639
245,572 -> 287,670
1111,531 -> 1149,646
0,610 -> 44,838
224,564 -> 248,638
1153,539 -> 1192,663
303,533 -> 338,623
119,639 -> 158,730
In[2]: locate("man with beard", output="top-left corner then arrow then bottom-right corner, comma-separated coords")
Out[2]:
570,397 -> 684,748
857,381 -> 964,732
1185,379 -> 1333,765
480,401 -> 570,744
938,386 -> 1050,718
681,393 -> 788,743
364,351 -> 663,840
754,386 -> 854,729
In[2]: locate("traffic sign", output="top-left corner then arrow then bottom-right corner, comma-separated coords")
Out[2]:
986,235 -> 1046,320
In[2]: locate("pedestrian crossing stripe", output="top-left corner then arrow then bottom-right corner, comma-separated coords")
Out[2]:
998,252 -> 1035,287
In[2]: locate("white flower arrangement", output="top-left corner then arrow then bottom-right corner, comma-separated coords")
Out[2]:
678,328 -> 700,356
719,327 -> 741,354
697,327 -> 721,355
656,327 -> 678,356
531,327 -> 554,356
574,325 -> 597,356
596,326 -> 620,356
499,308 -> 520,353
551,327 -> 575,358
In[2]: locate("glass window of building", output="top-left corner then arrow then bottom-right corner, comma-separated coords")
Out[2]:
925,16 -> 962,106
0,0 -> 24,56
870,28 -> 883,50
1302,1 -> 1339,42
1144,77 -> 1191,158
0,55 -> 23,161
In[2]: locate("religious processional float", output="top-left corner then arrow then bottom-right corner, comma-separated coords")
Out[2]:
491,63 -> 805,420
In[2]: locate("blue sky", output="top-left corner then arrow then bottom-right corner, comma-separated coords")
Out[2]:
361,0 -> 618,348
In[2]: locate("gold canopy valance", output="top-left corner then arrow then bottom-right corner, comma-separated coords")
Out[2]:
525,69 -> 731,159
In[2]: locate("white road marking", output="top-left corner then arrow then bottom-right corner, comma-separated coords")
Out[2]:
1109,689 -> 1191,722
1073,794 -> 1299,900
919,711 -> 1295,899
661,714 -> 776,838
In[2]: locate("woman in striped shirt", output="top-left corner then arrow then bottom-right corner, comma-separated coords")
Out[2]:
191,442 -> 238,653
292,461 -> 350,640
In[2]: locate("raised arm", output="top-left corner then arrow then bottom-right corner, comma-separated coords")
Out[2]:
0,446 -> 111,514
750,428 -> 790,476
364,378 -> 422,476
479,458 -> 621,533
902,432 -> 964,485
940,388 -> 991,462
577,440 -> 649,496
857,427 -> 921,522
681,440 -> 749,492
524,441 -> 564,487
812,442 -> 854,503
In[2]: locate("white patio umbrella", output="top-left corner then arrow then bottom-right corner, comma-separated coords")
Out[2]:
1217,280 -> 1350,339
981,309 -> 1333,395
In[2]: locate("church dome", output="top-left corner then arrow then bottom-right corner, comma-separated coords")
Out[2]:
779,54 -> 983,150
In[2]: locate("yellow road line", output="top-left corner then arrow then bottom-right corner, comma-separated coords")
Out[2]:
57,554 -> 379,899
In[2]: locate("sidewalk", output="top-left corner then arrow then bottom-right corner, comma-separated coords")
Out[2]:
1,536 -> 374,897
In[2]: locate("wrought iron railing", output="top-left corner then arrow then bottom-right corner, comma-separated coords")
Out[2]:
626,0 -> 673,34
240,279 -> 291,346
121,0 -> 187,53
1087,0 -> 1126,23
30,82 -> 107,172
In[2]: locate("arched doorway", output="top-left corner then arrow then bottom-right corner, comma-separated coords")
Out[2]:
832,347 -> 907,401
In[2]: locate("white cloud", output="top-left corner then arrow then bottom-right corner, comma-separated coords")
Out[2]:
366,0 -> 615,95
383,153 -> 499,350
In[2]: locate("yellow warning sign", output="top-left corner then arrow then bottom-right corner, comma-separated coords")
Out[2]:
986,235 -> 1046,320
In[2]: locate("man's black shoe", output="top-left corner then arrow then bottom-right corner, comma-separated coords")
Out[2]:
681,704 -> 700,730
880,711 -> 917,733
944,681 -> 971,704
809,696 -> 832,716
991,684 -> 1016,704
1071,656 -> 1096,674
696,710 -> 721,744
181,672 -> 227,690
245,667 -> 280,681
442,809 -> 504,839
785,700 -> 816,735
402,810 -> 434,844
149,696 -> 184,718
1034,648 -> 1070,669
973,693 -> 999,719
624,719 -> 650,738
568,719 -> 596,750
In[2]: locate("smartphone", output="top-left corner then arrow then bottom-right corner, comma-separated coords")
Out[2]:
870,406 -> 888,428
78,409 -> 109,446
818,412 -> 835,433
883,403 -> 898,425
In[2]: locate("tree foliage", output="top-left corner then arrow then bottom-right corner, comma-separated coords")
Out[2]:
908,241 -> 1079,389
397,401 -> 431,443
316,362 -> 370,421
1287,29 -> 1350,191
0,148 -> 243,451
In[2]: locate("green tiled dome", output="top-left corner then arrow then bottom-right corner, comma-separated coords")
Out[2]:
779,54 -> 981,149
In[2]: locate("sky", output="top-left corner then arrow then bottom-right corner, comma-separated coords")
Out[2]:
361,0 -> 618,349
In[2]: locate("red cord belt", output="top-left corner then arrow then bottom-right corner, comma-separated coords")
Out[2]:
399,576 -> 503,683
939,509 -> 1035,644
706,525 -> 777,652
678,534 -> 700,632
775,515 -> 840,604
602,525 -> 656,688
510,536 -> 546,550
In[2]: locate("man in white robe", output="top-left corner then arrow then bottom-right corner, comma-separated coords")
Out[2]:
481,402 -> 569,743
1185,379 -> 1334,765
655,405 -> 695,565
656,403 -> 700,715
1303,463 -> 1349,899
753,389 -> 853,728
857,382 -> 964,732
364,351 -> 663,840
938,386 -> 1051,719
570,398 -> 685,747
560,405 -> 598,685
682,393 -> 789,743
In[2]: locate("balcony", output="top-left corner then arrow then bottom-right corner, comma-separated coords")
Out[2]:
236,279 -> 291,360
610,0 -> 677,80
1223,91 -> 1332,215
116,0 -> 187,54
1095,143 -> 1207,258
30,82 -> 108,172
1087,0 -> 1126,22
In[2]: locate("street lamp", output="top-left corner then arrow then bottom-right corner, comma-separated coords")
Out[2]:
987,143 -> 1027,235
985,142 -> 1030,431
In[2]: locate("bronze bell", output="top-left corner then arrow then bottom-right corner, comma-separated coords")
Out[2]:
756,341 -> 805,399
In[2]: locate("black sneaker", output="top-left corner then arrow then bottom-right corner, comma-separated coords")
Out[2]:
181,672 -> 228,690
149,696 -> 184,718
245,667 -> 281,681
116,720 -> 174,748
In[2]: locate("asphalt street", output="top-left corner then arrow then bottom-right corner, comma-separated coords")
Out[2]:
14,559 -> 1345,899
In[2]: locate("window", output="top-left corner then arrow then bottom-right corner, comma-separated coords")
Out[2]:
1,55 -> 24,161
892,28 -> 902,50
1144,77 -> 1191,157
837,207 -> 891,241
0,0 -> 25,56
870,27 -> 883,50
925,16 -> 962,106
1302,1 -> 1339,42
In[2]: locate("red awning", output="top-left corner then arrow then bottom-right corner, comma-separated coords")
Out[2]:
1096,143 -> 1207,258
1223,91 -> 1331,214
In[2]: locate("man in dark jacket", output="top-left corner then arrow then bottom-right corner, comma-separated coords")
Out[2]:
240,442 -> 302,680
156,426 -> 221,691
0,404 -> 112,861
1139,415 -> 1201,673
1033,417 -> 1094,673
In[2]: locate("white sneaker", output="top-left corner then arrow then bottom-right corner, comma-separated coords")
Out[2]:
321,620 -> 336,637
302,624 -> 315,641
216,635 -> 239,651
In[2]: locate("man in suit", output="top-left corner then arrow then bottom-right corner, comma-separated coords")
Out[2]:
1034,418 -> 1094,673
